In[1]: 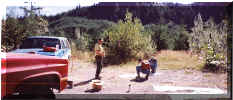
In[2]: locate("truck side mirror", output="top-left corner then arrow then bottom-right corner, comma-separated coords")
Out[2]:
43,46 -> 57,52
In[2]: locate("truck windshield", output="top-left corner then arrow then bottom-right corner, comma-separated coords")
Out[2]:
20,38 -> 60,49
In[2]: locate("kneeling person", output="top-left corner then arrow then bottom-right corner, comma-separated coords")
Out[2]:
149,56 -> 157,74
136,59 -> 150,80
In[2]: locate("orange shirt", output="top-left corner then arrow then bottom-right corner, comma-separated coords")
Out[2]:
141,61 -> 150,70
94,43 -> 105,56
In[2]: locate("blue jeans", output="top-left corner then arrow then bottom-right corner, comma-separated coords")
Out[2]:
149,62 -> 157,73
149,59 -> 157,73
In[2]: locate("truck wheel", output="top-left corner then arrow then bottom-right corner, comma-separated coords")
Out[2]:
37,87 -> 56,99
19,86 -> 55,99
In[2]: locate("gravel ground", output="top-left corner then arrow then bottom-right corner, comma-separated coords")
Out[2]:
57,61 -> 228,95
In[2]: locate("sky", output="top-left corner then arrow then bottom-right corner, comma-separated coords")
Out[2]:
0,0 -> 100,19
0,0 -> 232,19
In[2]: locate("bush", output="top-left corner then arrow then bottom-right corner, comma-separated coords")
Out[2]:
73,33 -> 91,50
2,14 -> 49,51
144,22 -> 189,51
2,17 -> 26,51
103,11 -> 155,65
190,13 -> 228,72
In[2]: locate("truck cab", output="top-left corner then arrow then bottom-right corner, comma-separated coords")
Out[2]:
11,36 -> 71,59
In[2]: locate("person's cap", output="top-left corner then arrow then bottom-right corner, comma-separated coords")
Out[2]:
98,38 -> 104,42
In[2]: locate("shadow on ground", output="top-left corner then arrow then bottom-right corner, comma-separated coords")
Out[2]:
84,89 -> 101,93
74,78 -> 95,87
130,77 -> 148,82
66,78 -> 95,89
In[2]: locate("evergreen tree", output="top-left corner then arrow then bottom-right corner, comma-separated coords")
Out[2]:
2,17 -> 26,51
104,11 -> 154,64
190,13 -> 204,53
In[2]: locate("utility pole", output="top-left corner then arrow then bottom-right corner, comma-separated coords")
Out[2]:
20,0 -> 43,16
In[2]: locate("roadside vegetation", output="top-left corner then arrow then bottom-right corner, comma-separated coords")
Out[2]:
1,2 -> 231,73
103,50 -> 205,71
103,11 -> 154,64
157,50 -> 204,70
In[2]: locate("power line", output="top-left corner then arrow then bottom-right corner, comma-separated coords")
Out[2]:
20,0 -> 43,16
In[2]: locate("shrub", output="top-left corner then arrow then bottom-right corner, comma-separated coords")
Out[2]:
190,13 -> 228,72
103,11 -> 155,64
73,33 -> 90,51
144,22 -> 189,51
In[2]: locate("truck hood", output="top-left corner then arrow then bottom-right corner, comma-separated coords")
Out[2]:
11,48 -> 41,53
11,49 -> 56,56
5,52 -> 58,59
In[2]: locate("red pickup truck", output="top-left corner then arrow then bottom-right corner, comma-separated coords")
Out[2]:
1,52 -> 68,99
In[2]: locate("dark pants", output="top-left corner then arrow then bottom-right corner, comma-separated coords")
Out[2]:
95,55 -> 103,78
136,66 -> 150,78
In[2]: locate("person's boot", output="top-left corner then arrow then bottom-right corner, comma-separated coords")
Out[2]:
136,74 -> 141,81
95,75 -> 101,80
145,74 -> 149,80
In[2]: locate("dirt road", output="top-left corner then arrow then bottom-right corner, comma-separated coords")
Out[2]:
57,61 -> 228,95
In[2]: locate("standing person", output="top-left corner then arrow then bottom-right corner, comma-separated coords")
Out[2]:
94,38 -> 105,79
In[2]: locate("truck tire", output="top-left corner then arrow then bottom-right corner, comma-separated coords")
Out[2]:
18,86 -> 55,99
36,87 -> 55,99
